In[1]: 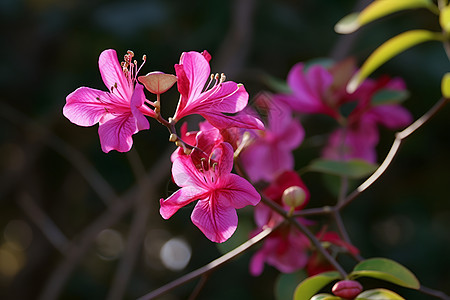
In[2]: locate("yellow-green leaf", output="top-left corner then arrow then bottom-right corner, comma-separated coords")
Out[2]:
347,30 -> 442,93
293,272 -> 342,300
335,0 -> 438,34
441,72 -> 450,98
440,5 -> 450,32
355,288 -> 405,300
349,258 -> 420,289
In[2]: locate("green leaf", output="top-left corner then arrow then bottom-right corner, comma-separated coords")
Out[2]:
335,0 -> 438,34
311,294 -> 342,300
275,271 -> 307,300
262,73 -> 291,94
307,159 -> 378,179
371,89 -> 409,106
441,72 -> 450,98
347,30 -> 442,93
349,258 -> 420,289
440,5 -> 450,32
293,271 -> 342,300
355,288 -> 405,300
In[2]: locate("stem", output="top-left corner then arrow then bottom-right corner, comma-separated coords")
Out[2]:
187,275 -> 210,300
420,285 -> 450,300
340,97 -> 449,209
137,224 -> 279,300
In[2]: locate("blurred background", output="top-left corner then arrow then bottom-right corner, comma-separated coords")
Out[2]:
1,0 -> 449,299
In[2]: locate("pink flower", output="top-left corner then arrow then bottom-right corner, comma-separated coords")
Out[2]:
249,171 -> 312,275
240,97 -> 304,183
173,51 -> 264,130
160,142 -> 261,243
63,49 -> 156,153
250,226 -> 311,276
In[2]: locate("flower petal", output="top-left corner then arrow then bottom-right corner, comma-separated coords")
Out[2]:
63,87 -> 116,127
130,83 -> 152,130
171,154 -> 207,188
98,112 -> 138,153
99,49 -> 133,101
179,51 -> 210,106
191,197 -> 238,243
220,173 -> 261,208
202,111 -> 264,130
160,186 -> 207,219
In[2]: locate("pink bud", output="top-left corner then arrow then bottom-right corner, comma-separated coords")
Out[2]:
331,280 -> 363,300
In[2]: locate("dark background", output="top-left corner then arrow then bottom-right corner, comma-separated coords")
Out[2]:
1,0 -> 449,299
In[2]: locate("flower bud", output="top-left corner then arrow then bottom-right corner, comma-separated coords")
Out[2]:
281,186 -> 306,208
138,72 -> 177,94
331,280 -> 363,300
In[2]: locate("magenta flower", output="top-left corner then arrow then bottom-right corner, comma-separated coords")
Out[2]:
160,142 -> 261,243
173,51 -> 264,130
240,98 -> 304,183
63,49 -> 156,153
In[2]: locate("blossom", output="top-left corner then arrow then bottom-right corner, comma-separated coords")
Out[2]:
160,142 -> 260,243
172,51 -> 264,130
239,97 -> 304,183
249,171 -> 311,275
63,49 -> 156,153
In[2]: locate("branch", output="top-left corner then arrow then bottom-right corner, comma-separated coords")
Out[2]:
136,224 -> 279,300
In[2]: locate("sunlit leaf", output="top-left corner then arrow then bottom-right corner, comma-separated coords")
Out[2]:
440,5 -> 450,32
349,258 -> 420,289
347,30 -> 442,93
306,159 -> 378,179
311,293 -> 342,300
441,72 -> 450,98
293,271 -> 342,300
355,288 -> 405,300
371,89 -> 409,106
335,0 -> 438,34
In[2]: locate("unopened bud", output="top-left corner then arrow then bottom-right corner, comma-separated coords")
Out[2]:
282,186 -> 306,208
169,134 -> 177,142
332,280 -> 363,300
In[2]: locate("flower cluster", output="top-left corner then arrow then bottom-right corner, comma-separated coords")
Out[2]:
64,50 -> 412,275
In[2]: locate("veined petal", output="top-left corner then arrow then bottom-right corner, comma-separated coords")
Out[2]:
215,142 -> 234,177
98,112 -> 138,153
197,82 -> 249,113
202,111 -> 265,130
172,154 -> 208,188
179,51 -> 210,105
219,174 -> 261,208
160,186 -> 207,219
191,197 -> 238,243
99,49 -> 133,101
63,87 -> 113,126
130,83 -> 152,131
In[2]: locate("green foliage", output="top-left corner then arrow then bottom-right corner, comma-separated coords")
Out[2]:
441,72 -> 450,98
347,30 -> 442,93
335,0 -> 438,34
311,293 -> 342,300
293,271 -> 342,300
349,258 -> 420,289
306,159 -> 378,179
275,271 -> 307,300
371,89 -> 409,106
440,5 -> 450,33
355,288 -> 405,300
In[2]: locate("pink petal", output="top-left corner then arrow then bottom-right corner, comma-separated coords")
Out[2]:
130,84 -> 151,131
171,154 -> 207,188
98,49 -> 133,101
196,82 -> 249,114
368,104 -> 412,129
191,197 -> 238,243
63,87 -> 112,126
179,51 -> 210,106
220,174 -> 261,208
249,249 -> 266,276
98,112 -> 137,153
215,142 -> 234,177
202,111 -> 264,130
160,186 -> 207,219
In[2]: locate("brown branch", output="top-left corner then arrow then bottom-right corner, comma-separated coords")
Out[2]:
136,224 -> 278,300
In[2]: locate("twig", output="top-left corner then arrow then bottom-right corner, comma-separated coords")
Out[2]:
187,274 -> 210,300
341,97 -> 449,209
136,224 -> 279,300
420,285 -> 450,300
17,192 -> 69,254
0,102 -> 118,206
106,150 -> 153,300
38,146 -> 173,300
